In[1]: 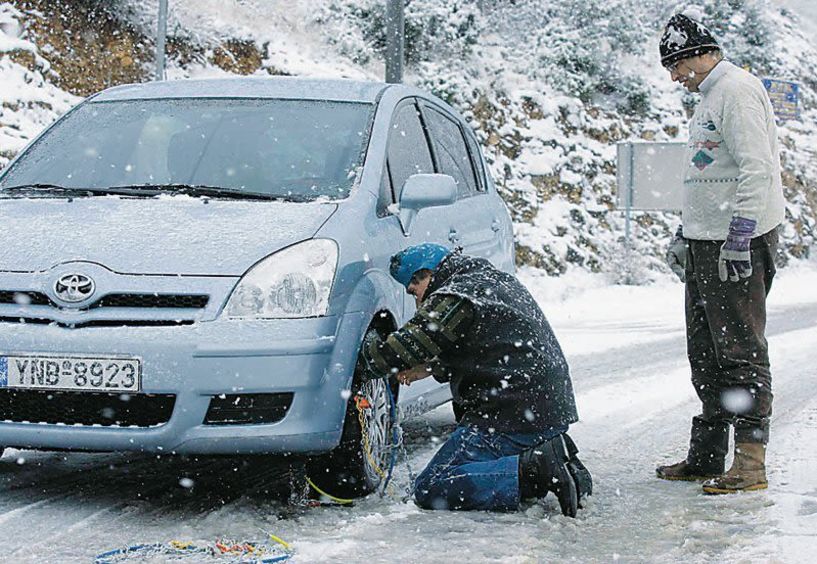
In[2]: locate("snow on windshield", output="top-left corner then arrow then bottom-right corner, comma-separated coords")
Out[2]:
0,98 -> 374,201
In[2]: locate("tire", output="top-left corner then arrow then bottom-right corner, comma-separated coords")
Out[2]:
308,333 -> 397,499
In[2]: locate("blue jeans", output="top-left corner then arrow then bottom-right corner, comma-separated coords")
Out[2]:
414,425 -> 567,511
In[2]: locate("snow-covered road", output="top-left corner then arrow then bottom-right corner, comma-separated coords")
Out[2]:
1,266 -> 816,563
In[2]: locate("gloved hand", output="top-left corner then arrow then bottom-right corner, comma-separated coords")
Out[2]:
718,216 -> 756,282
665,225 -> 687,283
397,363 -> 433,386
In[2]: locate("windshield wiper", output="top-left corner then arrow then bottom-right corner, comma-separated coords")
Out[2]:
0,184 -> 105,197
1,182 -> 314,202
107,184 -> 311,202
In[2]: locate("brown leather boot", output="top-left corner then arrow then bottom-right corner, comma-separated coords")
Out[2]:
656,459 -> 720,481
702,443 -> 767,494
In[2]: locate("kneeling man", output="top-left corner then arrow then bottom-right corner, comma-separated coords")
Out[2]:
360,244 -> 591,516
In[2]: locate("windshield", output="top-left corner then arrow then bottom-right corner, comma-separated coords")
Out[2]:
0,98 -> 374,200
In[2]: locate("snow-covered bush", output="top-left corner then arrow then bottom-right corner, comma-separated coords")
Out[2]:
696,0 -> 774,73
518,0 -> 652,115
316,0 -> 483,67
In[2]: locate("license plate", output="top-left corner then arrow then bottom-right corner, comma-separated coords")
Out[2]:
0,354 -> 141,392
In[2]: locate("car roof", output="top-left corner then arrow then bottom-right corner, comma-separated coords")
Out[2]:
92,77 -> 391,103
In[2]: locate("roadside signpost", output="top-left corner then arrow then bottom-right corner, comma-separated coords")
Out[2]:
155,0 -> 168,81
616,141 -> 686,246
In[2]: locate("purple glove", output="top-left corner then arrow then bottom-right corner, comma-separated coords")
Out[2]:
718,216 -> 756,282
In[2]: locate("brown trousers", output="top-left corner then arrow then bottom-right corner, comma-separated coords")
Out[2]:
684,228 -> 778,466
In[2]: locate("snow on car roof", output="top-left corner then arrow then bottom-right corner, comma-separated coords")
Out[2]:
93,77 -> 390,103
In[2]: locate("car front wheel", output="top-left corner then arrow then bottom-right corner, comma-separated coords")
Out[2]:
307,334 -> 397,499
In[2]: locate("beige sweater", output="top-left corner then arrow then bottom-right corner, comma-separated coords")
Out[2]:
681,60 -> 785,240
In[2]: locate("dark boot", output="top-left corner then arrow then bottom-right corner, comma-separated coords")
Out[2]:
657,416 -> 728,481
655,459 -> 720,481
519,435 -> 578,518
563,433 -> 592,507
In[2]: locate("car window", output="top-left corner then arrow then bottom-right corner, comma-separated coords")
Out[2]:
387,102 -> 434,202
0,98 -> 374,201
463,126 -> 487,192
378,161 -> 394,216
423,105 -> 478,197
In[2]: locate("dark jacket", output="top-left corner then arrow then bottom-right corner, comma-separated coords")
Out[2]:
362,252 -> 578,434
427,253 -> 578,433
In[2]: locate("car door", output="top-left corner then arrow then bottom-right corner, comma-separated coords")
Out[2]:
419,102 -> 503,265
379,98 -> 453,407
384,98 -> 460,282
462,123 -> 515,272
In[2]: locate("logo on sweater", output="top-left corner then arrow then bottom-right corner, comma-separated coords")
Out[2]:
702,120 -> 717,131
693,140 -> 721,150
692,150 -> 714,171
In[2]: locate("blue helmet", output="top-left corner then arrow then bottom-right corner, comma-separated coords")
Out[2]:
389,243 -> 450,288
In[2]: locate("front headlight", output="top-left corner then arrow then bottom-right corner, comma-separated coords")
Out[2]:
224,239 -> 338,319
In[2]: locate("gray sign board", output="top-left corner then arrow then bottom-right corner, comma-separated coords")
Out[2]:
616,141 -> 686,212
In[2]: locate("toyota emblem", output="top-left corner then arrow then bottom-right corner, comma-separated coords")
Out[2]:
54,273 -> 96,303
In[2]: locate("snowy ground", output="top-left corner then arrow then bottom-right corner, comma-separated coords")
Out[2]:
1,263 -> 816,563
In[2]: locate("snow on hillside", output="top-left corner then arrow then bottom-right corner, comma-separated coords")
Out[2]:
0,0 -> 815,279
0,3 -> 79,164
778,0 -> 817,36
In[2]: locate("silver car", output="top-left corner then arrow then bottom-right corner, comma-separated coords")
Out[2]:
0,77 -> 514,494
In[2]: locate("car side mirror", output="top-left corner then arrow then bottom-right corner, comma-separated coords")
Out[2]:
397,173 -> 457,235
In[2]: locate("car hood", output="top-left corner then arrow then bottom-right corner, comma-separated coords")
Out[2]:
0,196 -> 338,275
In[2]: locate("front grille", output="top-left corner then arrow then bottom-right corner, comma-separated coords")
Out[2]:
0,291 -> 209,309
0,317 -> 194,328
0,291 -> 50,306
93,294 -> 209,309
204,393 -> 294,425
0,389 -> 176,427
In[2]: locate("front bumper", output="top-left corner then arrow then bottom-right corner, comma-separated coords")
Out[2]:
0,312 -> 367,455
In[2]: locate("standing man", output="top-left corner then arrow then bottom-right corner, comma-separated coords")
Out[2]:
657,12 -> 785,494
359,244 -> 592,516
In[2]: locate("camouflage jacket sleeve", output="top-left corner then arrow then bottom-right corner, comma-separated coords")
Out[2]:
358,294 -> 473,381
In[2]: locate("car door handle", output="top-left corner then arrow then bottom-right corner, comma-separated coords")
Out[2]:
491,219 -> 501,232
448,229 -> 461,243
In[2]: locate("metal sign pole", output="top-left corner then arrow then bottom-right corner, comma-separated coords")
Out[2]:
155,0 -> 168,81
385,0 -> 404,84
616,141 -> 687,282
625,143 -> 634,251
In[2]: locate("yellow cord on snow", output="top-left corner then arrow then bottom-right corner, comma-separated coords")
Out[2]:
305,477 -> 356,505
268,534 -> 291,550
